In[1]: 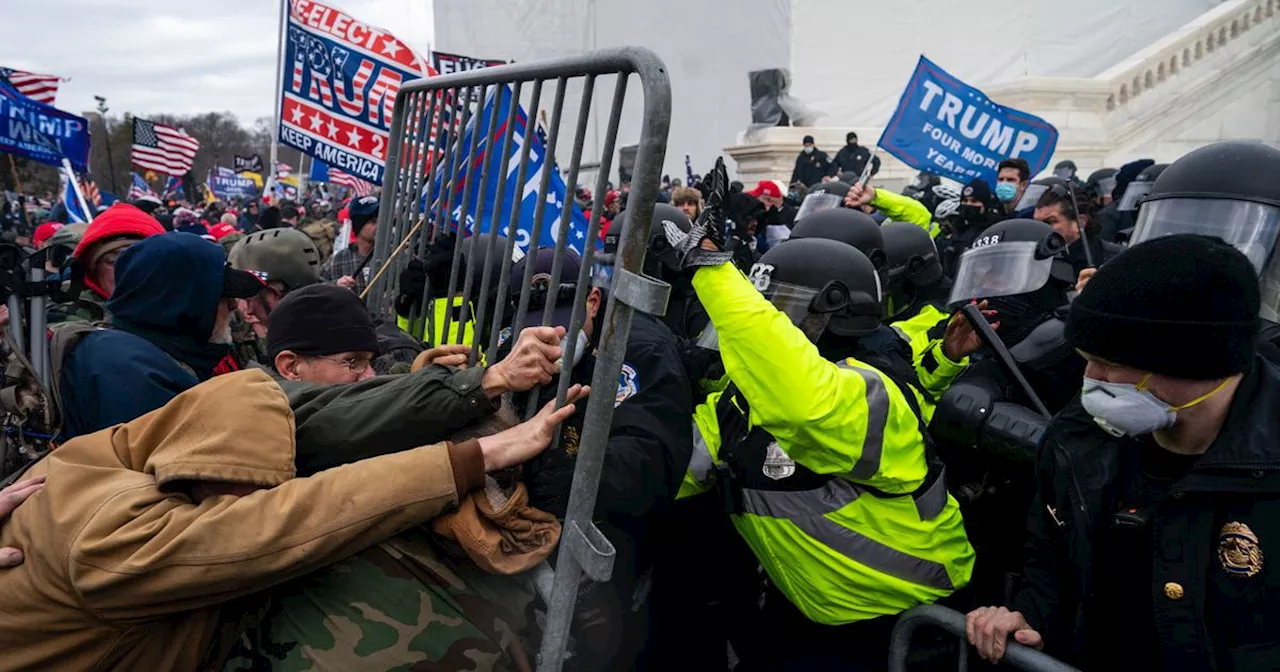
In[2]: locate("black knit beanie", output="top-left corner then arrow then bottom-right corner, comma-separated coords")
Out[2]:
1067,234 -> 1259,379
267,284 -> 380,361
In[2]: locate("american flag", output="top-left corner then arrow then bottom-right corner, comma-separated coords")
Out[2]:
0,66 -> 60,105
132,117 -> 199,176
329,168 -> 375,197
127,172 -> 158,201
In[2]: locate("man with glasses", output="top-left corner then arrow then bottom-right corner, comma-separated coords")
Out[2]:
267,284 -> 379,385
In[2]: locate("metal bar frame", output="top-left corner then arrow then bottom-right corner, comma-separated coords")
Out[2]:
887,605 -> 1081,672
369,48 -> 672,672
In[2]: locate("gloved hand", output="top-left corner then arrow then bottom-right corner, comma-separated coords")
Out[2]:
663,158 -> 735,270
394,258 -> 427,317
422,232 -> 457,293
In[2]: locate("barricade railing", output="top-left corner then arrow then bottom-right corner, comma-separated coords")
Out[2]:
367,47 -> 671,672
888,604 -> 1081,672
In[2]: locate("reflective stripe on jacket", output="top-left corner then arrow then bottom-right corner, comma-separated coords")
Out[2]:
396,296 -> 476,347
682,263 -> 975,625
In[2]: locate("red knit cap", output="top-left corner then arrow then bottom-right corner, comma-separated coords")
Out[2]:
33,222 -> 63,248
73,204 -> 165,260
73,203 -> 166,298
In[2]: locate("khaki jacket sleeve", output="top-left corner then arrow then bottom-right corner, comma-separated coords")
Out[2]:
67,441 -> 483,624
283,364 -> 496,475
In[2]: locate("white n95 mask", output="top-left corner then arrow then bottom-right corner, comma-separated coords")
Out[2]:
1080,373 -> 1228,438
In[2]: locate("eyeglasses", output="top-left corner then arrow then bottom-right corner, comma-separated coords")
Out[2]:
319,354 -> 373,375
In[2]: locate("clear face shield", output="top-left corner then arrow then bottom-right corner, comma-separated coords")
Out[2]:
1014,184 -> 1051,212
947,241 -> 1056,309
1130,197 -> 1280,321
795,192 -> 844,221
1093,176 -> 1117,201
1117,181 -> 1155,212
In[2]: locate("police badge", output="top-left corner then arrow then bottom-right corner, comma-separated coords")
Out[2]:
762,441 -> 796,480
1218,521 -> 1264,578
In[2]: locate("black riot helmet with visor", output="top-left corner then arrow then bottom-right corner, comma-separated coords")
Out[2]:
947,218 -> 1067,310
787,206 -> 889,287
1128,141 -> 1280,323
749,237 -> 883,342
1013,176 -> 1068,213
881,221 -> 944,321
794,180 -> 851,221
1116,163 -> 1169,212
1085,168 -> 1119,204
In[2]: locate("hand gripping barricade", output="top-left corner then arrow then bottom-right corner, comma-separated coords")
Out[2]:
887,605 -> 1081,672
364,48 -> 671,672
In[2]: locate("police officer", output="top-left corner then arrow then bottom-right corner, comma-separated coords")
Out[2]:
668,162 -> 974,670
1101,160 -> 1167,242
1124,141 -> 1280,354
938,178 -> 1004,281
506,247 -> 693,671
606,203 -> 703,340
945,218 -> 1079,413
1085,167 -> 1119,208
968,234 -> 1280,672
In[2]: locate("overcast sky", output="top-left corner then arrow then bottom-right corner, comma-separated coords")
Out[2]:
1,0 -> 435,124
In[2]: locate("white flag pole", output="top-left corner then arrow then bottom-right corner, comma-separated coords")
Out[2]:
267,0 -> 288,202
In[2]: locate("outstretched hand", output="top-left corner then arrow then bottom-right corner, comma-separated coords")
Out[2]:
664,158 -> 734,270
477,385 -> 591,471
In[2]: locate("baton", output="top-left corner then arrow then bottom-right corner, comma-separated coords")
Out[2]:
961,303 -> 1051,418
857,147 -> 878,188
1064,185 -> 1095,268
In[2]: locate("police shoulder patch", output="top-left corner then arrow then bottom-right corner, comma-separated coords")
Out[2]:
615,363 -> 640,408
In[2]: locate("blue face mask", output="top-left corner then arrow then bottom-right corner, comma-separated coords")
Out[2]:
995,182 -> 1018,203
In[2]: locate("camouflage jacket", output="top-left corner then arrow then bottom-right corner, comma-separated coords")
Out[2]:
46,287 -> 108,326
214,528 -> 537,672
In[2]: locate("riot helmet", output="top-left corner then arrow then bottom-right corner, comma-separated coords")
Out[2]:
948,218 -> 1070,346
1128,141 -> 1280,322
749,237 -> 882,341
1053,160 -> 1078,181
1116,163 -> 1168,212
881,221 -> 944,321
788,207 -> 887,273
948,219 -> 1066,309
1013,176 -> 1068,213
1085,168 -> 1119,204
795,180 -> 851,221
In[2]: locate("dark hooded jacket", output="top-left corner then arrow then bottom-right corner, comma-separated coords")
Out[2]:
59,233 -> 233,439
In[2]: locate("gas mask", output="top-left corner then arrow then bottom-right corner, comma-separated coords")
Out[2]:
1080,373 -> 1230,437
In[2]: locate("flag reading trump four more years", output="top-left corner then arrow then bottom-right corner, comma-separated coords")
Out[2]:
277,0 -> 434,186
0,80 -> 89,172
879,56 -> 1059,185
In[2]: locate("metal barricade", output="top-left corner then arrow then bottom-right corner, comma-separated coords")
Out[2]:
888,605 -> 1081,672
366,47 -> 671,672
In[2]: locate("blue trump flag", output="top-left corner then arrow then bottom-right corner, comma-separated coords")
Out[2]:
207,168 -> 259,200
429,85 -> 593,260
60,164 -> 90,223
879,56 -> 1058,186
309,157 -> 330,183
0,80 -> 90,172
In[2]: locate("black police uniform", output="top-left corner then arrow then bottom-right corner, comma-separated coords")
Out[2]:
1014,356 -> 1280,671
517,311 -> 693,671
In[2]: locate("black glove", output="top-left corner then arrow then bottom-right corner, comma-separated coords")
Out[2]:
394,258 -> 427,318
421,232 -> 457,293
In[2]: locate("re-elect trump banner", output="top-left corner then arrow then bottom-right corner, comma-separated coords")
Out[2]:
0,80 -> 90,172
879,56 -> 1058,185
278,0 -> 434,186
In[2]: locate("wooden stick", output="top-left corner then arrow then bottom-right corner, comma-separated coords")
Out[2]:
359,218 -> 425,300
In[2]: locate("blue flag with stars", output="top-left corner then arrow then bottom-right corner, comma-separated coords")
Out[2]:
430,85 -> 593,261
879,55 -> 1058,186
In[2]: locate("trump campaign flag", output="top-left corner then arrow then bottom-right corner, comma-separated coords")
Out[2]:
207,168 -> 259,200
432,85 -> 591,261
0,80 -> 90,172
277,0 -> 434,186
879,56 -> 1059,185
